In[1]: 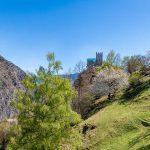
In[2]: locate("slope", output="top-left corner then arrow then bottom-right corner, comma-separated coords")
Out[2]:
81,75 -> 150,150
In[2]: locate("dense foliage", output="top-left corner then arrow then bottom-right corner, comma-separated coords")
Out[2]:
10,53 -> 81,150
0,120 -> 17,150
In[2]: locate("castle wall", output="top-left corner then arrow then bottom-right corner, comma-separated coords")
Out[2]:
87,52 -> 103,68
96,52 -> 103,66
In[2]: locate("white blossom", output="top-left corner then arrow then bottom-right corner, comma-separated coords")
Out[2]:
91,67 -> 129,97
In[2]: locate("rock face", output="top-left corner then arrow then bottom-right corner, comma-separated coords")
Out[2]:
73,66 -> 129,118
0,55 -> 25,121
73,67 -> 96,117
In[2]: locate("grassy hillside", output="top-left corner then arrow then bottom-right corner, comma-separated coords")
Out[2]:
80,76 -> 150,150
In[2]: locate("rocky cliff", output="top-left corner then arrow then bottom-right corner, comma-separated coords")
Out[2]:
73,66 -> 129,118
73,67 -> 96,117
0,55 -> 25,121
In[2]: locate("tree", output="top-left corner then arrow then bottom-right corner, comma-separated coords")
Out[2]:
74,60 -> 86,73
105,50 -> 121,67
47,52 -> 63,75
114,53 -> 122,67
121,56 -> 130,71
11,52 -> 81,150
122,55 -> 147,74
0,119 -> 17,150
145,51 -> 150,67
63,68 -> 73,80
91,67 -> 129,99
140,52 -> 150,75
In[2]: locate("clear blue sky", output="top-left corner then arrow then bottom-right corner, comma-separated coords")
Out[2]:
0,0 -> 149,73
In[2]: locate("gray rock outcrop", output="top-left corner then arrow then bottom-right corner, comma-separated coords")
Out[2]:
0,55 -> 25,121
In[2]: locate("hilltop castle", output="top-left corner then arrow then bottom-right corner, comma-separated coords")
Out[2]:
87,52 -> 103,68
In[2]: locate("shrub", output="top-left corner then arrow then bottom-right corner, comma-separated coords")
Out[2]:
129,72 -> 142,87
124,72 -> 144,98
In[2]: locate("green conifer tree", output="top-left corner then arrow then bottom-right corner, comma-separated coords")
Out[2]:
11,52 -> 81,150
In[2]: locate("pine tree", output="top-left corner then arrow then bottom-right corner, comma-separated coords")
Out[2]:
11,52 -> 81,150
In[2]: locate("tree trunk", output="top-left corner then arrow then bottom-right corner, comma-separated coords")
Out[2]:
78,86 -> 81,114
1,138 -> 7,150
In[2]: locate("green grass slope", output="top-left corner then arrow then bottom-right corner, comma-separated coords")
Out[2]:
81,76 -> 150,150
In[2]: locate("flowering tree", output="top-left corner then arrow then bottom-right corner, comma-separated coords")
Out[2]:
91,67 -> 129,99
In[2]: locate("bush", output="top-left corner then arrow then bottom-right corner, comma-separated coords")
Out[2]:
129,72 -> 142,87
79,94 -> 95,118
124,72 -> 144,98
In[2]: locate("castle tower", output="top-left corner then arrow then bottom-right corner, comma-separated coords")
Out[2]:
96,52 -> 103,66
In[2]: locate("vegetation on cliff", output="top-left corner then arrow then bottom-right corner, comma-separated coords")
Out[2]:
80,74 -> 150,150
0,50 -> 149,150
0,53 -> 81,150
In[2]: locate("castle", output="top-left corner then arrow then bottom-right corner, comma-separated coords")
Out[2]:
87,52 -> 103,67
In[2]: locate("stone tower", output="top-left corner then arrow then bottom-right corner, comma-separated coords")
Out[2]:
96,52 -> 103,66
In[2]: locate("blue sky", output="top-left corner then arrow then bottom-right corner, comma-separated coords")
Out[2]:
0,0 -> 149,73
